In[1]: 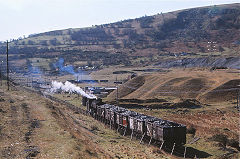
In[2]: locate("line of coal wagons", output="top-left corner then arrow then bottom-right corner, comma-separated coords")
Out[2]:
82,97 -> 186,145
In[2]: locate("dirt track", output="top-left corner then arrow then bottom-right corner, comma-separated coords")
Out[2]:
0,86 -> 110,158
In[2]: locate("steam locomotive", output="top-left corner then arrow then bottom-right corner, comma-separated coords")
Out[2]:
82,96 -> 186,145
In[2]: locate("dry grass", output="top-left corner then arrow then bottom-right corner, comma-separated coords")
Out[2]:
107,68 -> 240,103
1,66 -> 239,158
103,68 -> 240,158
0,81 -> 173,158
0,83 -> 105,158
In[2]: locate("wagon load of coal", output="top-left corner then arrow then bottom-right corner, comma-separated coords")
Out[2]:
97,104 -> 110,118
128,111 -> 139,130
104,104 -> 115,121
152,119 -> 186,144
121,111 -> 136,128
145,117 -> 159,137
152,120 -> 164,141
108,106 -> 119,124
115,107 -> 127,125
84,95 -> 186,145
136,115 -> 148,133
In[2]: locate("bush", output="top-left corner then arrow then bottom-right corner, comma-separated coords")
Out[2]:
227,139 -> 240,150
21,103 -> 28,108
209,134 -> 240,150
9,99 -> 15,103
152,147 -> 162,154
187,125 -> 196,135
0,97 -> 5,102
91,125 -> 99,131
210,134 -> 228,147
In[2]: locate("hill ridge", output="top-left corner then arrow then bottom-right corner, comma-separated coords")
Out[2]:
1,3 -> 240,70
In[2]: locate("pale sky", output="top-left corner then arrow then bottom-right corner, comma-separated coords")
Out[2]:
0,0 -> 239,41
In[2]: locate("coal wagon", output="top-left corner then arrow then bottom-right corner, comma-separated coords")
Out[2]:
83,97 -> 186,145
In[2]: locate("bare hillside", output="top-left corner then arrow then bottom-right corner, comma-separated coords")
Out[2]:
107,68 -> 240,105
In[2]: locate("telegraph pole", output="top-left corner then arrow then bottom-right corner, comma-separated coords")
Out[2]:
0,61 -> 2,86
238,89 -> 240,148
6,41 -> 9,90
115,75 -> 119,105
237,89 -> 240,108
237,90 -> 239,108
116,85 -> 119,105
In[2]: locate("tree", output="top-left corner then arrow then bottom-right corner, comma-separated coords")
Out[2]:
87,61 -> 93,67
27,40 -> 34,45
219,46 -> 225,52
49,39 -> 56,45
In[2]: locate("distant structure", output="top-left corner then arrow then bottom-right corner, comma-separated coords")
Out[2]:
207,41 -> 217,52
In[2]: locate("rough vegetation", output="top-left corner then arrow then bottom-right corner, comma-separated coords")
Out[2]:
0,83 -> 169,159
1,3 -> 240,70
0,66 -> 239,158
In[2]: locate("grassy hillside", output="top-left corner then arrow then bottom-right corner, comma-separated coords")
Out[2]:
1,3 -> 240,69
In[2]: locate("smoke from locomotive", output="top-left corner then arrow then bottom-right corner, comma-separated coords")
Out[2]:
50,81 -> 97,99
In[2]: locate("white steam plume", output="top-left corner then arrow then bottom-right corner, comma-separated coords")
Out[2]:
50,81 -> 97,99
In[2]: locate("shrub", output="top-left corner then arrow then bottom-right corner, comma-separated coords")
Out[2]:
187,125 -> 196,135
91,125 -> 99,131
152,147 -> 162,154
210,134 -> 228,147
227,139 -> 240,150
9,99 -> 15,103
21,103 -> 28,108
0,97 -> 5,102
